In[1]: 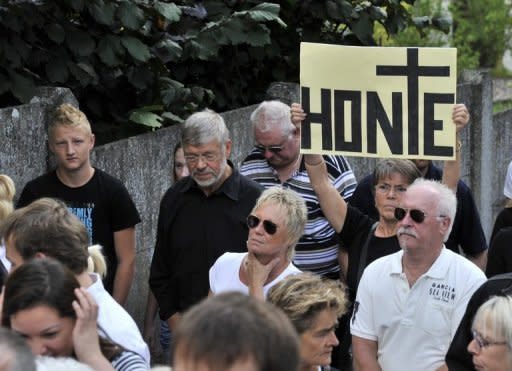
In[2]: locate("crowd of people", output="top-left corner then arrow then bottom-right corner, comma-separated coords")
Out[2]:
0,100 -> 510,371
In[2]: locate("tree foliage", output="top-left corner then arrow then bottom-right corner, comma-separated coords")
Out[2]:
450,0 -> 512,72
1,0 -> 437,143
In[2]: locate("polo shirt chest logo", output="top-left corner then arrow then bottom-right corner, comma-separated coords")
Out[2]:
429,282 -> 455,304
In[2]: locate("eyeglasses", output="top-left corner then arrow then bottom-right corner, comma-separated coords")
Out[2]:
254,144 -> 283,154
394,207 -> 445,224
184,152 -> 219,164
247,215 -> 278,235
375,184 -> 407,194
471,330 -> 508,352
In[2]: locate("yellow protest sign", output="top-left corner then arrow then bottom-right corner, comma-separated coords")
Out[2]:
300,42 -> 457,160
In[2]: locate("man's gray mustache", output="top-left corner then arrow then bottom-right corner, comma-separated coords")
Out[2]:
397,227 -> 417,238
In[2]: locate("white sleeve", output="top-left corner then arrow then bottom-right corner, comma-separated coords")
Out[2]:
209,257 -> 221,294
350,268 -> 378,341
450,268 -> 486,337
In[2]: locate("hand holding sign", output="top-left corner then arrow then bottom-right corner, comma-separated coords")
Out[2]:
452,104 -> 470,133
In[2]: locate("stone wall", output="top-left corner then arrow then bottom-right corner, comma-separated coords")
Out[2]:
1,70 -> 511,330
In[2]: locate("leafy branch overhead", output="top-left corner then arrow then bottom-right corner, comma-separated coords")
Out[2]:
0,0 -> 445,143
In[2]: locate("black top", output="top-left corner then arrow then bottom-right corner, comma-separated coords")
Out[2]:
149,166 -> 263,320
17,168 -> 141,293
349,162 -> 487,257
335,205 -> 401,369
486,226 -> 512,278
446,273 -> 512,371
338,205 -> 401,301
490,207 -> 512,243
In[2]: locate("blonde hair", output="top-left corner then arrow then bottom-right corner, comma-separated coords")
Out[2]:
87,245 -> 107,278
49,104 -> 92,137
268,272 -> 348,334
0,175 -> 15,221
251,186 -> 307,260
473,296 -> 512,350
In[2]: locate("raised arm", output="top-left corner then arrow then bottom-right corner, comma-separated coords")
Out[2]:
442,104 -> 469,192
291,103 -> 348,233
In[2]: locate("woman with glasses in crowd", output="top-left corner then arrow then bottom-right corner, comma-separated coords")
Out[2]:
209,186 -> 306,300
468,295 -> 512,371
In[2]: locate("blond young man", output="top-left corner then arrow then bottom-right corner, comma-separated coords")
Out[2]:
17,104 -> 140,306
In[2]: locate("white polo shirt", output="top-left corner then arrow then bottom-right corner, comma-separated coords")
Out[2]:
351,247 -> 485,371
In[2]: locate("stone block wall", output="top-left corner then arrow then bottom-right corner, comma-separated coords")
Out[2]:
1,70 -> 511,330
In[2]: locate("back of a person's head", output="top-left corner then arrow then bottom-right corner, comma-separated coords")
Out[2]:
0,198 -> 92,274
2,258 -> 79,328
173,292 -> 300,371
0,327 -> 36,371
0,174 -> 15,221
268,272 -> 348,334
36,356 -> 93,371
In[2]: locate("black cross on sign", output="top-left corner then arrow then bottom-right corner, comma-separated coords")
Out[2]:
376,48 -> 450,154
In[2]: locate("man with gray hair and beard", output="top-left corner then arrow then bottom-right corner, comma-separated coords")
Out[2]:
350,179 -> 486,371
149,110 -> 263,336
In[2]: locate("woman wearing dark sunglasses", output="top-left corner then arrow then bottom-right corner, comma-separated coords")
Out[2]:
209,186 -> 307,300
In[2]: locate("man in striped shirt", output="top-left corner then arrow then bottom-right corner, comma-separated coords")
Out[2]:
240,101 -> 357,280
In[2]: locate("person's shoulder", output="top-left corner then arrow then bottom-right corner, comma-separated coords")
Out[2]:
92,168 -> 126,187
24,171 -> 57,186
160,178 -> 189,204
364,250 -> 400,272
445,249 -> 486,279
323,154 -> 354,171
494,226 -> 512,241
215,252 -> 244,265
236,170 -> 264,193
111,350 -> 149,370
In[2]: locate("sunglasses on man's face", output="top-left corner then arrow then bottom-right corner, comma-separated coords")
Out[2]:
247,214 -> 278,235
394,207 -> 445,224
254,144 -> 283,154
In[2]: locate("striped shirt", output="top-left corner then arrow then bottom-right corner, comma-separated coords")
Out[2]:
241,151 -> 356,278
111,351 -> 149,371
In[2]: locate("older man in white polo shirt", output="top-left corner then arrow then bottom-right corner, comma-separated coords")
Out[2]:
350,179 -> 486,371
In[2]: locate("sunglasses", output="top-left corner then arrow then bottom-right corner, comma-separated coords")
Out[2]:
254,144 -> 283,154
394,207 -> 445,224
247,214 -> 278,235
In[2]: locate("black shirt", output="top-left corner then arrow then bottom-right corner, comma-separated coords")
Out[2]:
349,163 -> 487,257
149,166 -> 262,320
446,273 -> 512,370
339,205 -> 400,301
17,168 -> 141,293
486,226 -> 512,277
490,207 -> 512,243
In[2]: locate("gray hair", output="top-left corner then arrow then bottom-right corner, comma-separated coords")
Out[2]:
409,178 -> 457,242
181,109 -> 230,147
252,186 -> 307,260
472,296 -> 512,352
372,159 -> 422,187
250,100 -> 295,136
0,327 -> 36,371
